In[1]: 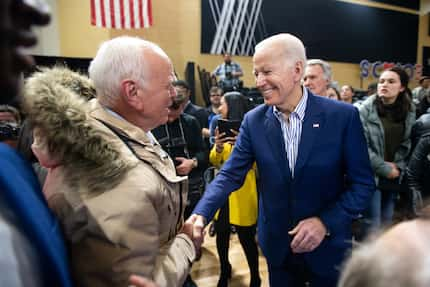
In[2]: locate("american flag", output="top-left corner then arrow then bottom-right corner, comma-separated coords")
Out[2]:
90,0 -> 152,29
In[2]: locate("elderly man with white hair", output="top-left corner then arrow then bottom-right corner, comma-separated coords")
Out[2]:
191,33 -> 374,287
339,217 -> 430,287
25,36 -> 201,287
304,59 -> 333,97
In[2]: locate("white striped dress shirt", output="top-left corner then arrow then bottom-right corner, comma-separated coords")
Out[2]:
273,87 -> 308,178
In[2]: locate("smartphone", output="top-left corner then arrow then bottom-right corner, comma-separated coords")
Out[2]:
218,119 -> 241,138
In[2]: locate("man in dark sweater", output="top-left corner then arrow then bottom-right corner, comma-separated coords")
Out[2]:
152,91 -> 208,217
173,80 -> 210,136
152,89 -> 208,287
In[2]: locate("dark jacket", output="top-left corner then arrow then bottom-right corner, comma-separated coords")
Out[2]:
411,112 -> 430,148
184,101 -> 210,130
407,134 -> 430,213
417,97 -> 430,118
152,113 -> 208,188
0,144 -> 72,287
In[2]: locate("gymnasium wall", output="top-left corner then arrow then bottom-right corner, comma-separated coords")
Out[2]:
33,0 -> 430,105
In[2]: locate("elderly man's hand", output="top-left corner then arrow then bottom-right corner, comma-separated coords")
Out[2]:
181,214 -> 206,258
288,217 -> 327,253
128,275 -> 158,287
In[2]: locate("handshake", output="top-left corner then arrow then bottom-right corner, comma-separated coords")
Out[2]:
180,214 -> 207,258
128,215 -> 207,287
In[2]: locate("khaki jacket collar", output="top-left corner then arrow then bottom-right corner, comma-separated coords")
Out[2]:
88,99 -> 187,184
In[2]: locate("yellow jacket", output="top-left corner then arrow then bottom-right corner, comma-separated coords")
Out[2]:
210,143 -> 258,226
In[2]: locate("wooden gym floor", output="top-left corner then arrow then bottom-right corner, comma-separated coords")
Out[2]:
190,230 -> 270,287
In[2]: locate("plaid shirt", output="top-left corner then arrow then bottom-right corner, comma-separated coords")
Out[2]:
212,61 -> 243,88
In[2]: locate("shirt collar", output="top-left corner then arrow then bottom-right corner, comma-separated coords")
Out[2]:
104,107 -> 156,145
105,107 -> 125,120
273,86 -> 308,121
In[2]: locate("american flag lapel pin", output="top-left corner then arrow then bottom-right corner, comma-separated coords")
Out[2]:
313,123 -> 320,128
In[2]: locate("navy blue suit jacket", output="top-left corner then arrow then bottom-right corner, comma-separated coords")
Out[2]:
194,92 -> 375,277
0,144 -> 72,287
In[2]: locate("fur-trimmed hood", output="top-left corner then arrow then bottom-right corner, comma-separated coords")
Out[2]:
23,66 -> 134,193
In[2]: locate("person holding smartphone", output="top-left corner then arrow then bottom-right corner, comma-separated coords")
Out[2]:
211,91 -> 261,287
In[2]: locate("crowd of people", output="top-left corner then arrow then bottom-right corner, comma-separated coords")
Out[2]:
1,1 -> 430,287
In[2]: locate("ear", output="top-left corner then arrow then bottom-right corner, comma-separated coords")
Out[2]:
293,61 -> 304,82
121,79 -> 144,111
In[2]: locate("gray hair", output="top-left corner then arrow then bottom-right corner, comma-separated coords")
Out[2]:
339,220 -> 430,287
306,59 -> 332,81
88,36 -> 168,107
255,33 -> 307,70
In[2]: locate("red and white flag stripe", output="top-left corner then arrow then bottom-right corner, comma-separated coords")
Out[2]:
90,0 -> 152,29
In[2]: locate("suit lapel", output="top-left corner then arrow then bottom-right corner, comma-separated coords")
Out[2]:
264,107 -> 291,180
294,94 -> 325,180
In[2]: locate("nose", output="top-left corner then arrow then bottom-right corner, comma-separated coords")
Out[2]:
256,73 -> 266,88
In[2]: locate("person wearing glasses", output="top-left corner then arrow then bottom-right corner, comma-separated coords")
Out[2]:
152,88 -> 208,287
153,90 -> 208,217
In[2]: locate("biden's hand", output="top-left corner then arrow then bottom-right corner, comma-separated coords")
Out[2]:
288,217 -> 327,253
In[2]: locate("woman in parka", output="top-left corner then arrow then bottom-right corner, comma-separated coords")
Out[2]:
358,66 -> 415,231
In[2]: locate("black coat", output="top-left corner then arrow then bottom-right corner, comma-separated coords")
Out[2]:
184,102 -> 210,129
407,134 -> 430,212
411,113 -> 430,148
152,113 -> 208,187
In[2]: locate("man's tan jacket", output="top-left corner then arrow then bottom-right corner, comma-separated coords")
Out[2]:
24,67 -> 196,287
